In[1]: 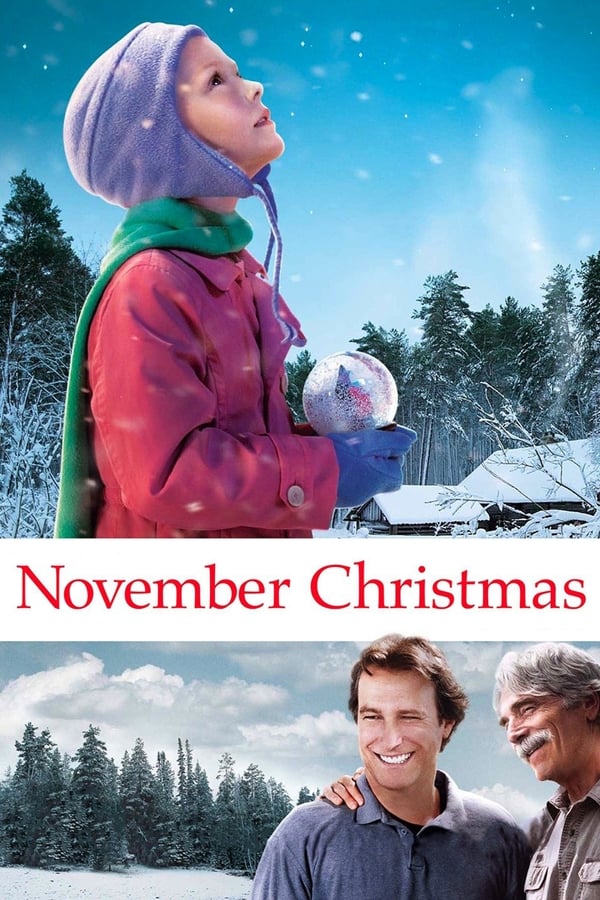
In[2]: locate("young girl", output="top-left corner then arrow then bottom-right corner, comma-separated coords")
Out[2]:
55,22 -> 416,538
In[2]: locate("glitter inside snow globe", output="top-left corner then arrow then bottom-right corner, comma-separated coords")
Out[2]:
302,350 -> 398,435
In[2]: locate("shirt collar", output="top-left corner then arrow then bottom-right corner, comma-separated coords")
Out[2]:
355,774 -> 387,825
546,774 -> 600,817
355,770 -> 459,832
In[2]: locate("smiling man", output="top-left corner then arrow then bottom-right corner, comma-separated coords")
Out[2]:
495,642 -> 600,899
251,634 -> 530,899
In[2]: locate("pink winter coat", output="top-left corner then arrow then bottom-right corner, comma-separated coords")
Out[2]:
87,247 -> 339,537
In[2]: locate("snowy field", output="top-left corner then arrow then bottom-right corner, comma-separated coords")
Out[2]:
0,865 -> 253,899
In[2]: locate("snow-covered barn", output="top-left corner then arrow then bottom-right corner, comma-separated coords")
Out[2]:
354,485 -> 489,536
330,439 -> 599,537
456,438 -> 600,529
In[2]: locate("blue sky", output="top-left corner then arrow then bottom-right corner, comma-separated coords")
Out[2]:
2,640 -> 598,822
1,0 -> 598,361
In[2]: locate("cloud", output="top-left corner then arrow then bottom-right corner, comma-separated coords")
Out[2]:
0,653 -> 290,777
472,782 -> 543,825
411,101 -> 558,289
241,710 -> 356,758
225,643 -> 357,691
464,67 -> 557,295
443,642 -> 504,692
1,652 -> 105,719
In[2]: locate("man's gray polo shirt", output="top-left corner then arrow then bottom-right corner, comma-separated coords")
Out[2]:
251,771 -> 530,899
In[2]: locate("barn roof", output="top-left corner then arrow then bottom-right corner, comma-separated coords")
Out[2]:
457,438 -> 600,505
370,485 -> 488,525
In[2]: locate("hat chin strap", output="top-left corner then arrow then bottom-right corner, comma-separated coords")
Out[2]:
251,167 -> 302,346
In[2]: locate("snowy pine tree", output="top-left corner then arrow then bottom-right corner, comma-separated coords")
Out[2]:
6,723 -> 57,865
119,738 -> 157,865
213,752 -> 244,869
575,252 -> 600,434
411,271 -> 474,483
71,725 -> 121,870
285,348 -> 316,422
0,171 -> 93,536
239,763 -> 273,872
150,749 -> 180,867
187,761 -> 216,866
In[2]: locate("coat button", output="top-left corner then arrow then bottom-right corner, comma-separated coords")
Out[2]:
287,485 -> 305,507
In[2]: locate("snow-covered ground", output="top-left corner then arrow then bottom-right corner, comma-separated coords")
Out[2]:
0,865 -> 253,899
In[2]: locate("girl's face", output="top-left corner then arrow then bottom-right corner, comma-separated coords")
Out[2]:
176,36 -> 285,180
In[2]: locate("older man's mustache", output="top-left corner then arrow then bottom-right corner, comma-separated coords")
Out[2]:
515,729 -> 553,761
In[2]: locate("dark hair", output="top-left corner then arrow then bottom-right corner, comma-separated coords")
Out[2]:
348,634 -> 468,750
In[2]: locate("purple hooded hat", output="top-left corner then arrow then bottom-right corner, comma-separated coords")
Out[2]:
63,21 -> 262,206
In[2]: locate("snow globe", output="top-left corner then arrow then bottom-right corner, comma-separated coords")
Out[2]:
302,351 -> 398,435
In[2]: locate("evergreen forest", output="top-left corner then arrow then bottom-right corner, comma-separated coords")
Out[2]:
1,170 -> 599,535
0,721 -> 308,875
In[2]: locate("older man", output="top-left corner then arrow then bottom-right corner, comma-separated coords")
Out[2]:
495,641 -> 600,899
251,634 -> 530,899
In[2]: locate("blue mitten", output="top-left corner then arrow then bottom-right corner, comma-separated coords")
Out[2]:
328,426 -> 417,508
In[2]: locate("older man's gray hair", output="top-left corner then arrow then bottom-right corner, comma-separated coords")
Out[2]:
493,642 -> 600,725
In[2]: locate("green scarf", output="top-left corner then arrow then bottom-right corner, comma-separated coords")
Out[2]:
54,198 -> 253,537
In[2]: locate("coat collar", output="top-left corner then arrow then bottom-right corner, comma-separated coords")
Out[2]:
168,249 -> 306,350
